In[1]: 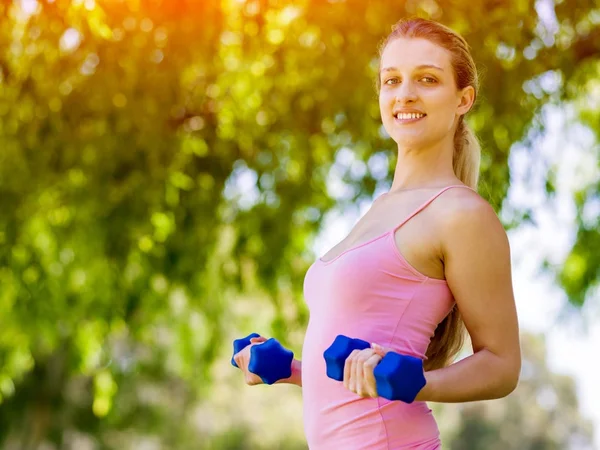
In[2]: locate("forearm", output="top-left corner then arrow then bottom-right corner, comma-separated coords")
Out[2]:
416,349 -> 519,403
275,358 -> 302,387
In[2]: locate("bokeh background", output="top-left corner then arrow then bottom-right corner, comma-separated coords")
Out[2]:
1,0 -> 599,449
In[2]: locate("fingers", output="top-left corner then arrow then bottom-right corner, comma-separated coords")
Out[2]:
353,351 -> 363,395
233,335 -> 271,386
343,349 -> 381,398
233,352 -> 242,368
233,341 -> 266,386
343,349 -> 359,392
362,353 -> 382,397
234,336 -> 267,370
371,342 -> 389,358
245,371 -> 263,386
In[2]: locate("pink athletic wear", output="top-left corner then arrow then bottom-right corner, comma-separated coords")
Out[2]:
301,185 -> 471,449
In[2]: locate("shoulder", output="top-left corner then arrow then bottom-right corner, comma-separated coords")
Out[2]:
436,187 -> 509,257
437,187 -> 496,219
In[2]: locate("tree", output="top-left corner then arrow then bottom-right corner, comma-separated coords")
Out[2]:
0,0 -> 598,447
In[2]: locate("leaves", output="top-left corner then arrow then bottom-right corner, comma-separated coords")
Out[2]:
0,0 -> 599,447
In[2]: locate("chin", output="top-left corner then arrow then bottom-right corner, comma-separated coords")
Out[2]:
392,134 -> 427,149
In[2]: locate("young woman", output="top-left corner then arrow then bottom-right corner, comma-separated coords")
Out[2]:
233,17 -> 521,449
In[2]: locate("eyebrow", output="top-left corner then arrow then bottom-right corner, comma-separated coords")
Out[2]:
380,64 -> 444,74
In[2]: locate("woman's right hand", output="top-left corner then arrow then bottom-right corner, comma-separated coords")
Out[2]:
232,336 -> 268,385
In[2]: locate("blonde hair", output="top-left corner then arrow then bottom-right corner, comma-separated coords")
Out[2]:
379,18 -> 481,371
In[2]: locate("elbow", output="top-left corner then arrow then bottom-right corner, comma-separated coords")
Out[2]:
489,373 -> 518,400
496,359 -> 521,398
500,372 -> 519,397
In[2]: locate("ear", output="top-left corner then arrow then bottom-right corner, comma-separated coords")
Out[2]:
456,85 -> 475,116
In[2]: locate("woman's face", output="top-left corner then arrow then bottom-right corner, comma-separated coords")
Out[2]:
378,37 -> 473,149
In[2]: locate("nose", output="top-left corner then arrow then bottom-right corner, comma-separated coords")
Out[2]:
395,81 -> 417,104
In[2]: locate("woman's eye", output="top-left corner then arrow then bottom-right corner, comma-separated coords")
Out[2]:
384,76 -> 436,85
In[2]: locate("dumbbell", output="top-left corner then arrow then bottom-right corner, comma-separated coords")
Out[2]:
323,335 -> 426,403
231,332 -> 294,385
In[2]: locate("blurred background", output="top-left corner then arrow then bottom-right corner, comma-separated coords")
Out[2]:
0,0 -> 599,448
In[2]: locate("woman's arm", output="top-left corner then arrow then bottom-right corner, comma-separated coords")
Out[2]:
276,359 -> 302,387
417,192 -> 521,402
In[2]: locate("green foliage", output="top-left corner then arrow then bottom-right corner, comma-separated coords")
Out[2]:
0,0 -> 598,447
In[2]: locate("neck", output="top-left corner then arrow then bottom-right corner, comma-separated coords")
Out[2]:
390,140 -> 458,192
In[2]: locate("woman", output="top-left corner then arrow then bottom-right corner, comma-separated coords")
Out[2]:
233,17 -> 521,449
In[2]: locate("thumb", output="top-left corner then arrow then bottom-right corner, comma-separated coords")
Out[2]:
250,336 -> 267,344
371,342 -> 390,357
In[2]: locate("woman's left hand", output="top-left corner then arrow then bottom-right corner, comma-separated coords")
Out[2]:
343,343 -> 390,398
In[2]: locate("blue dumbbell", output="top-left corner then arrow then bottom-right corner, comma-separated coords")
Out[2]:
323,335 -> 371,381
231,333 -> 261,367
323,335 -> 426,403
373,352 -> 426,403
231,333 -> 294,385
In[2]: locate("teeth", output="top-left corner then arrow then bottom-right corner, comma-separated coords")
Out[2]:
395,113 -> 425,120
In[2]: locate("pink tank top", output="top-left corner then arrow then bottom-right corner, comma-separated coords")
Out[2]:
301,185 -> 471,450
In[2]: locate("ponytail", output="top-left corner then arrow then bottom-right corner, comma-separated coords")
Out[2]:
453,118 -> 481,190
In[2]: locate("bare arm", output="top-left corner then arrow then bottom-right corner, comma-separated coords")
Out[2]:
416,194 -> 521,402
276,359 -> 302,387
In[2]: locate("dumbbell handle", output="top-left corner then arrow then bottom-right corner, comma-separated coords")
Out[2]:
231,333 -> 294,385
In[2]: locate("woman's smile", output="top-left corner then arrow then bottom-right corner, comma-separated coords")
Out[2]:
394,113 -> 427,125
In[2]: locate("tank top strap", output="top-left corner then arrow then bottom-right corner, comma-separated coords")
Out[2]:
392,184 -> 474,232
